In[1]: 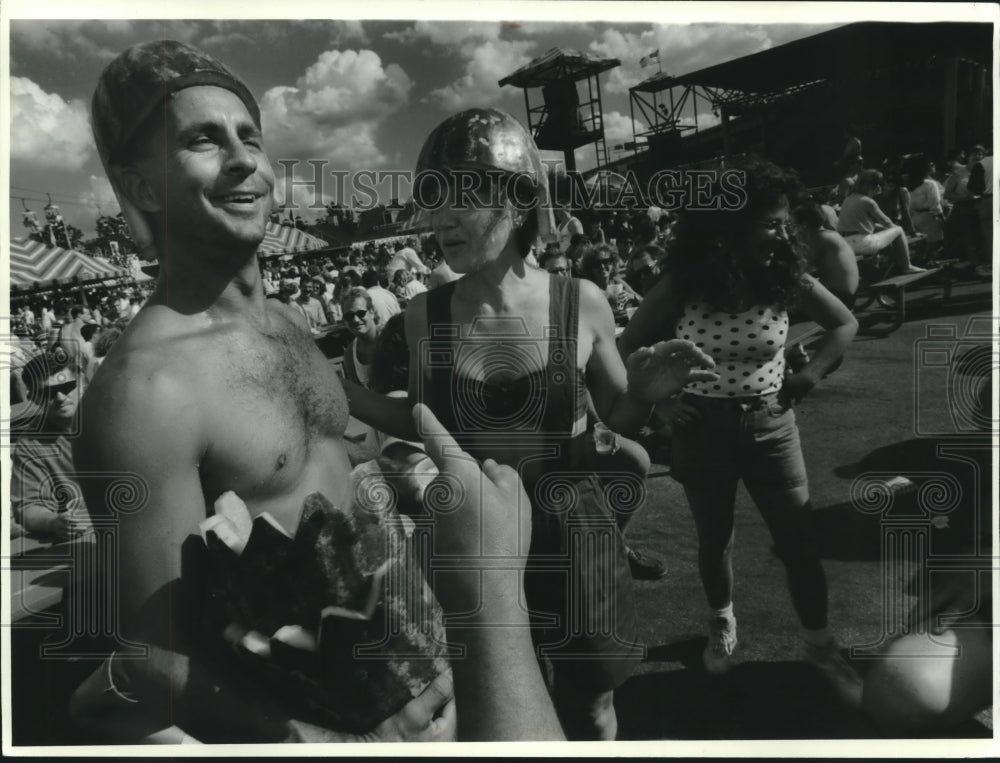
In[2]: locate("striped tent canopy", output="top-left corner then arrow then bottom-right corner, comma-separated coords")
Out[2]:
9,237 -> 127,289
257,222 -> 329,257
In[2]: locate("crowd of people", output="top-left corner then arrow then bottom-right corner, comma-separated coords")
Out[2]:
829,143 -> 993,280
6,37 -> 993,746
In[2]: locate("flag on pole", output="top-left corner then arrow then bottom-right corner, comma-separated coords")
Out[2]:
640,49 -> 660,68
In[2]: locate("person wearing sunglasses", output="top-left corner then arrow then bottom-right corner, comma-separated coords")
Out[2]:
340,287 -> 382,392
537,248 -> 571,277
620,160 -> 863,707
11,351 -> 93,541
579,244 -> 642,321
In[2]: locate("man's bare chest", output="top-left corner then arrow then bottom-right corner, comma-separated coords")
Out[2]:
198,328 -> 349,497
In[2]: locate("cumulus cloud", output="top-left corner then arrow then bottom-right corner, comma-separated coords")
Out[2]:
602,110 -> 646,143
386,20 -> 532,109
11,20 -> 132,62
504,21 -> 592,36
260,49 -> 412,183
198,31 -> 256,50
590,24 -> 778,94
678,111 -> 722,129
384,20 -> 501,45
10,77 -> 94,170
79,175 -> 121,217
328,20 -> 369,46
427,38 -> 535,110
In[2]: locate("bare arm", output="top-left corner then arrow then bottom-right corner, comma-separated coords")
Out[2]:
342,377 -> 416,441
582,279 -> 654,435
70,365 -> 305,740
781,275 -> 858,404
864,196 -> 897,230
583,279 -> 716,436
617,274 -> 678,359
897,188 -> 916,237
10,442 -> 90,540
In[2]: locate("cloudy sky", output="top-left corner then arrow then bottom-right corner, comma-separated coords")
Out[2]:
5,4 -> 961,240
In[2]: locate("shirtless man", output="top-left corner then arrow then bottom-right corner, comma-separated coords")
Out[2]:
69,40 -> 453,743
53,305 -> 94,373
792,204 -> 860,310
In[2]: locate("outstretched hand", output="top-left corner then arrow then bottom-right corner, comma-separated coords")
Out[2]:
626,339 -> 718,403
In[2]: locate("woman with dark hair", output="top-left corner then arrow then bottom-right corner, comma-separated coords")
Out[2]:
345,107 -> 716,740
564,232 -> 589,273
620,161 -> 864,706
578,243 -> 641,320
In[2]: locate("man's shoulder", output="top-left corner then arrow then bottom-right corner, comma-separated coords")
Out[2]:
88,343 -> 191,410
85,313 -> 214,420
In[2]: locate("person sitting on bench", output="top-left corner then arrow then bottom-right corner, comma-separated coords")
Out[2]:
792,204 -> 859,311
837,170 -> 926,275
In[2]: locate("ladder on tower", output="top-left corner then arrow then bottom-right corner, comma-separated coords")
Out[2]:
594,135 -> 610,169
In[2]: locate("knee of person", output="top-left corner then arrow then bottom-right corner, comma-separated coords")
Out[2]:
862,629 -> 992,732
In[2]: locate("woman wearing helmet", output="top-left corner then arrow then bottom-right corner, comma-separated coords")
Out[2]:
345,108 -> 717,739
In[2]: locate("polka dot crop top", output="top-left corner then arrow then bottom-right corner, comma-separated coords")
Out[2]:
675,302 -> 788,397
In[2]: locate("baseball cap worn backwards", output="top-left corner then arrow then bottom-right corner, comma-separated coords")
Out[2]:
91,40 -> 261,261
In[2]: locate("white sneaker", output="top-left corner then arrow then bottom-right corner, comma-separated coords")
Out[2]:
803,639 -> 863,708
703,615 -> 738,675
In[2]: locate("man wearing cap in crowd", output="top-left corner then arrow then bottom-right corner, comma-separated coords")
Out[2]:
11,352 -> 94,541
70,39 -> 455,743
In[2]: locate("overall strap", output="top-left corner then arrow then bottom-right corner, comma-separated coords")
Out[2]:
423,279 -> 460,424
543,276 -> 586,441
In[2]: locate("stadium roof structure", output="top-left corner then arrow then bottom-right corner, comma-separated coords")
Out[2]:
499,47 -> 620,88
631,21 -> 992,96
624,20 -> 994,178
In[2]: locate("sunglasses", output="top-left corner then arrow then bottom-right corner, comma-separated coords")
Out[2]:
344,309 -> 369,321
42,380 -> 78,400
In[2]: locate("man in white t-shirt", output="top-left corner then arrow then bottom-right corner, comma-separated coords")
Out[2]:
361,269 -> 401,325
386,239 -> 429,284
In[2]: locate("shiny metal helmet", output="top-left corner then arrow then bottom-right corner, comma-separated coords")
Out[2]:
413,108 -> 556,243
